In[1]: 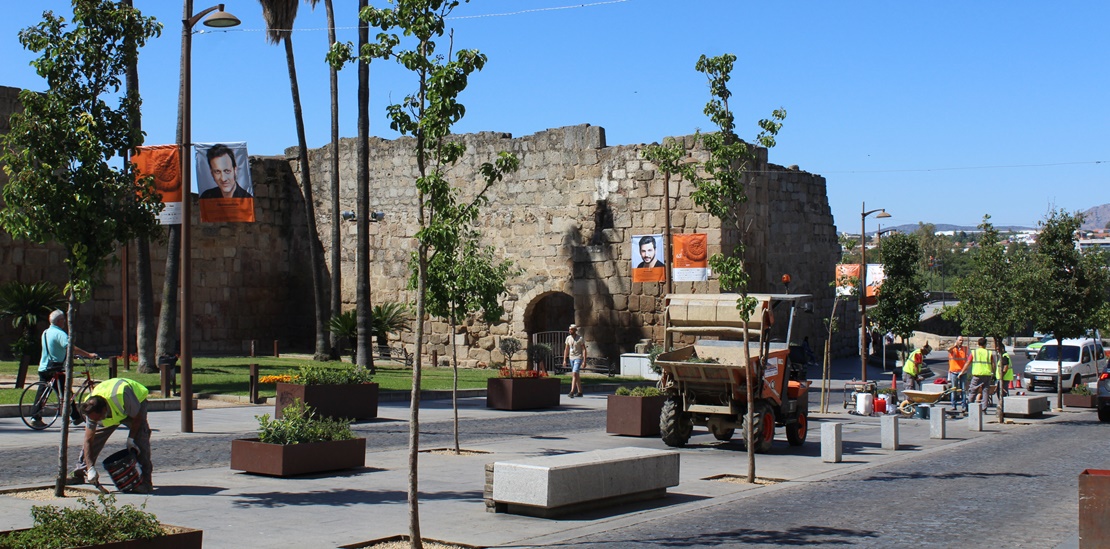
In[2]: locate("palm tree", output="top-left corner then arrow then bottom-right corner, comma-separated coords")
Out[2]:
324,0 -> 341,360
258,0 -> 330,360
328,309 -> 357,363
0,281 -> 65,388
371,302 -> 411,358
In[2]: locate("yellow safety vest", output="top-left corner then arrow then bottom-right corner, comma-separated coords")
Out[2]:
997,352 -> 1014,381
90,378 -> 149,428
903,349 -> 923,376
969,347 -> 994,377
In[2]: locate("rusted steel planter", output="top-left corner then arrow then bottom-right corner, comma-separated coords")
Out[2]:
606,394 -> 666,436
1064,394 -> 1098,408
1080,469 -> 1110,548
0,526 -> 201,549
486,377 -> 561,410
275,382 -> 378,420
230,438 -> 366,477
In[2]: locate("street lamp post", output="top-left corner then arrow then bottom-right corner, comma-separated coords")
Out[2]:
179,2 -> 239,432
860,202 -> 891,382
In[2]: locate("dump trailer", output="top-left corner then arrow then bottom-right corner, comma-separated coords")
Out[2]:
656,293 -> 812,452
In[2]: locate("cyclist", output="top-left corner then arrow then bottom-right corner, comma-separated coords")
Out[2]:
74,378 -> 153,494
31,310 -> 98,429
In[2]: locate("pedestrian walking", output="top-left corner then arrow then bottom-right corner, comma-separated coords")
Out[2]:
947,336 -> 969,410
967,337 -> 997,409
563,324 -> 586,398
997,350 -> 1014,399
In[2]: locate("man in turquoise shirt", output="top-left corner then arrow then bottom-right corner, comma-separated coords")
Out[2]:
32,310 -> 97,428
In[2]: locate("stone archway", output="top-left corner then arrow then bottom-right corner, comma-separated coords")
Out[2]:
525,291 -> 575,335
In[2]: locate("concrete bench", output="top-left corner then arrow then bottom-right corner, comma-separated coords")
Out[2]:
486,447 -> 680,518
1005,394 -> 1050,417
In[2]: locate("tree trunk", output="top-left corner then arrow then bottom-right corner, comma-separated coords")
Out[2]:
356,2 -> 374,373
55,289 -> 78,497
450,313 -> 459,454
156,225 -> 180,360
743,322 -> 754,483
281,35 -> 330,361
136,238 -> 157,373
994,336 -> 1006,423
325,0 -> 341,361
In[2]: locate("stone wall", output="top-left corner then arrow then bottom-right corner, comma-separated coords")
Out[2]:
294,124 -> 842,366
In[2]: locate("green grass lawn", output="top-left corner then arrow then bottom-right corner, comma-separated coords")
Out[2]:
0,357 -> 643,405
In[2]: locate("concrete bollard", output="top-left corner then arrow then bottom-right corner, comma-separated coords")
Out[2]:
930,407 -> 946,439
881,415 -> 899,450
821,422 -> 842,463
968,405 -> 984,431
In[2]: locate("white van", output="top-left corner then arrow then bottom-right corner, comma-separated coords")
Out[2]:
1023,338 -> 1105,392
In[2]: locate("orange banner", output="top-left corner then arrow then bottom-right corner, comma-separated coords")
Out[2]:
836,264 -> 884,305
132,145 -> 181,225
199,198 -> 255,223
671,233 -> 708,282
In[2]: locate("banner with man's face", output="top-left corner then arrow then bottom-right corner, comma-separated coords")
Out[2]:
632,233 -> 666,283
194,142 -> 255,223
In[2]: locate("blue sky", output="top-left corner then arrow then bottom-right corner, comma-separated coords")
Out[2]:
3,1 -> 1108,231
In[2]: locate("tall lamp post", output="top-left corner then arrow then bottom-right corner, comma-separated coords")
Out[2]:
860,202 -> 891,382
179,2 -> 240,432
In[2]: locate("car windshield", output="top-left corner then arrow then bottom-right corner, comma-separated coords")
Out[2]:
1038,345 -> 1080,362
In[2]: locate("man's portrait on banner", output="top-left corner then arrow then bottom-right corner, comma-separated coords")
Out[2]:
198,143 -> 252,199
631,234 -> 666,283
194,142 -> 255,223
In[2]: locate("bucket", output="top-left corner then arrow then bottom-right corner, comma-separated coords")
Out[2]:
856,392 -> 874,415
103,449 -> 143,493
873,397 -> 887,414
914,404 -> 931,420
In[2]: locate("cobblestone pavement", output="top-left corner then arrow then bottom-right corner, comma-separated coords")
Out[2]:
554,415 -> 1107,549
0,408 -> 607,486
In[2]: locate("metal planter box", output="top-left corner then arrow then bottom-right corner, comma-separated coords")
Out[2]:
1063,393 -> 1098,408
0,526 -> 202,549
230,438 -> 367,477
1080,469 -> 1110,548
275,382 -> 379,420
606,394 -> 665,436
486,377 -> 561,410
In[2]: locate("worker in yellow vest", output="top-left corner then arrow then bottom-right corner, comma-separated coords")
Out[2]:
75,378 -> 153,494
997,351 -> 1014,398
967,337 -> 997,409
902,342 -> 933,391
947,336 -> 969,409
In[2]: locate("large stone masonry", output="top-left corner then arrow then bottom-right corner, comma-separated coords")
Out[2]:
293,124 -> 841,366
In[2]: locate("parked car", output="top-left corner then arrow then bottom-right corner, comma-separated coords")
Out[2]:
1023,338 -> 1105,392
1025,333 -> 1054,359
1098,365 -> 1110,423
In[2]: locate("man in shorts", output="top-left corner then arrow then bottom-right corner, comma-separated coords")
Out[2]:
563,324 -> 586,398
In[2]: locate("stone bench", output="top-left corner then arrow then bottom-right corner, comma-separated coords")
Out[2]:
486,447 -> 680,518
1004,394 -> 1050,417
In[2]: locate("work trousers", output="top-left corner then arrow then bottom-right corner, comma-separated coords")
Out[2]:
76,402 -> 152,485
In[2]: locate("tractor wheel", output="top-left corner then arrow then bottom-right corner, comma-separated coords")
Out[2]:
753,402 -> 775,454
660,397 -> 692,448
1099,403 -> 1110,423
786,411 -> 808,446
710,423 -> 734,441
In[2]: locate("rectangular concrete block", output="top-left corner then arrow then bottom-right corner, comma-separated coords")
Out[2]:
822,422 -> 842,463
881,415 -> 899,450
492,447 -> 679,512
930,408 -> 946,439
1004,394 -> 1049,417
968,406 -> 984,431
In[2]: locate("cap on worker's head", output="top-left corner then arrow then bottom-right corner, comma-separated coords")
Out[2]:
569,324 -> 577,331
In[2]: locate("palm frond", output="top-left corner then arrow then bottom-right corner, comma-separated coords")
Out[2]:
257,0 -> 299,45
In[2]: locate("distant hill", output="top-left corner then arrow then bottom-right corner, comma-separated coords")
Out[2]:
1081,203 -> 1110,231
863,223 -> 1033,236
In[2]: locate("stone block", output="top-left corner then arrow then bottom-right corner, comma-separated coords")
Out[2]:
930,408 -> 946,439
491,447 -> 679,517
881,415 -> 899,450
821,422 -> 842,463
968,406 -> 984,431
1004,394 -> 1049,417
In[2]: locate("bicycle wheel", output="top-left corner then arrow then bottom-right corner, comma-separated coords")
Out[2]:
20,382 -> 60,430
72,382 -> 95,423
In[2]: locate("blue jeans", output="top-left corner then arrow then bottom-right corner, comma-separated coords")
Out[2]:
570,358 -> 582,373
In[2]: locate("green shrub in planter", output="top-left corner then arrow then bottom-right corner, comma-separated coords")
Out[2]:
1070,384 -> 1093,396
257,400 -> 355,445
0,494 -> 163,549
614,386 -> 662,397
295,365 -> 373,385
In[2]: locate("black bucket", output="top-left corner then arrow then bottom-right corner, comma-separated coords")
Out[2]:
103,449 -> 142,493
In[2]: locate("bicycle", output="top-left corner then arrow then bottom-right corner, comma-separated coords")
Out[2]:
19,357 -> 99,430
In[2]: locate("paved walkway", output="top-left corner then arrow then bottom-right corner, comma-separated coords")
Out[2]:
0,356 -> 1090,548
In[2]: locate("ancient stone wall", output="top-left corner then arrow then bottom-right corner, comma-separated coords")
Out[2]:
294,124 -> 842,366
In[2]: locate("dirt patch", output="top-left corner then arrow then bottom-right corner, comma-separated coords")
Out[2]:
703,474 -> 784,486
4,487 -> 102,501
360,542 -> 471,549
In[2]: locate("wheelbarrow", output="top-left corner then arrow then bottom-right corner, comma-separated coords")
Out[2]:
897,386 -> 970,416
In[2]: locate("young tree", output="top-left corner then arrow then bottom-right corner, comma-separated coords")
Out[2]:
356,1 -> 518,545
1030,209 -> 1110,409
868,232 -> 927,362
258,0 -> 331,361
685,53 -> 784,483
946,216 -> 1033,421
0,0 -> 161,496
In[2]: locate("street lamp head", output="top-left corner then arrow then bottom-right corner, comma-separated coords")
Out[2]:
203,6 -> 241,28
876,210 -> 891,219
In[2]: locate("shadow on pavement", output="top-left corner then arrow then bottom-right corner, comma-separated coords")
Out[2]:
553,492 -> 710,522
151,484 -> 227,496
231,488 -> 484,509
859,470 -> 1036,483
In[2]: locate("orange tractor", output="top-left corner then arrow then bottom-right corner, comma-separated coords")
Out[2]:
655,293 -> 813,452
